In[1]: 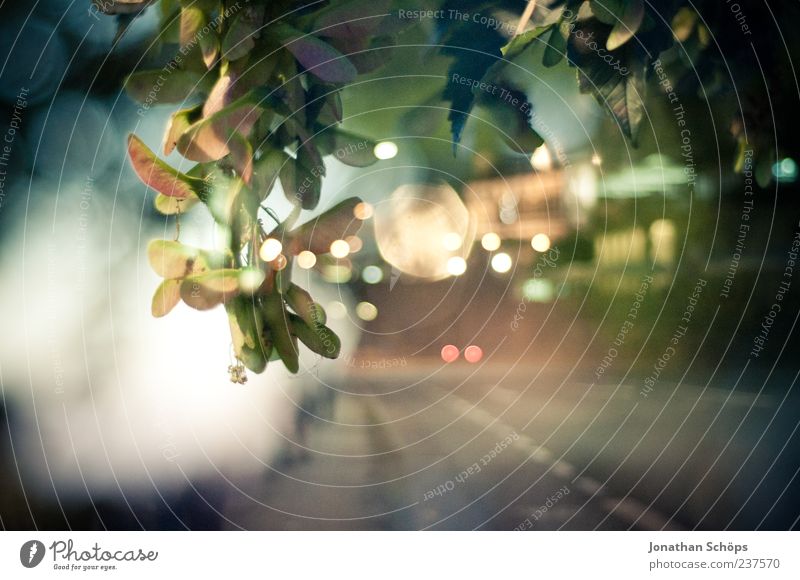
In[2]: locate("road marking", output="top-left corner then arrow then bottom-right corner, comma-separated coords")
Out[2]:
440,389 -> 682,530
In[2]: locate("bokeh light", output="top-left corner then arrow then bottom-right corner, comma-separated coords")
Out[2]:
353,202 -> 374,220
490,252 -> 512,273
356,301 -> 378,321
531,233 -> 551,252
345,235 -> 363,253
330,239 -> 351,258
373,141 -> 398,160
238,267 -> 265,293
259,238 -> 282,262
464,345 -> 483,363
447,256 -> 467,276
362,265 -> 384,284
297,250 -> 317,269
481,232 -> 501,252
441,344 -> 459,363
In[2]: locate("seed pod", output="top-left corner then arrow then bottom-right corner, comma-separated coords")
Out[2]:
289,313 -> 341,359
261,292 -> 299,373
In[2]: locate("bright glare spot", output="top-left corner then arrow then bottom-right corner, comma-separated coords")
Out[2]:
330,239 -> 351,259
297,250 -> 317,269
773,158 -> 798,182
530,145 -> 552,171
362,265 -> 384,284
523,278 -> 555,302
373,141 -> 398,160
481,232 -> 501,252
259,238 -> 282,262
591,153 -> 602,166
345,235 -> 363,253
353,202 -> 374,220
356,301 -> 378,321
441,344 -> 459,363
442,232 -> 462,251
273,254 -> 288,271
491,252 -> 512,273
327,301 -> 347,320
531,233 -> 551,252
464,345 -> 483,363
238,267 -> 265,293
446,256 -> 467,276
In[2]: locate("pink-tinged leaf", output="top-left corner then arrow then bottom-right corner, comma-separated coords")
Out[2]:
288,197 -> 363,254
228,132 -> 254,184
277,24 -> 357,84
152,279 -> 181,318
178,91 -> 264,162
180,269 -> 241,310
127,134 -> 208,199
163,104 -> 201,155
147,239 -> 208,279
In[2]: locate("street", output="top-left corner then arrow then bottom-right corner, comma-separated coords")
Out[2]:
222,363 -> 800,530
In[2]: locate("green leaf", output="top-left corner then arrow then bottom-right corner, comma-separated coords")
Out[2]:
221,6 -> 265,61
279,157 -> 322,210
128,134 -> 209,200
590,0 -> 626,25
154,192 -> 200,215
147,239 -> 207,279
501,25 -> 554,60
177,88 -> 269,162
226,296 -> 270,373
318,129 -> 378,167
607,0 -> 644,51
252,147 -> 289,201
228,132 -> 254,184
262,292 -> 299,373
124,69 -> 204,105
180,269 -> 241,310
287,197 -> 363,255
180,6 -> 218,68
92,0 -> 153,15
543,25 -> 567,68
151,278 -> 182,318
163,104 -> 202,155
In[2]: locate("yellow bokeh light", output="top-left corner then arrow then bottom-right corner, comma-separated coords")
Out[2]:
373,141 -> 398,160
356,301 -> 378,321
490,252 -> 512,273
297,250 -> 317,269
353,202 -> 374,220
447,256 -> 467,276
330,239 -> 351,258
531,233 -> 551,252
481,232 -> 501,251
259,238 -> 282,262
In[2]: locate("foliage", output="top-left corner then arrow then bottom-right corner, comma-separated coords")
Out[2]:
94,0 -> 400,380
